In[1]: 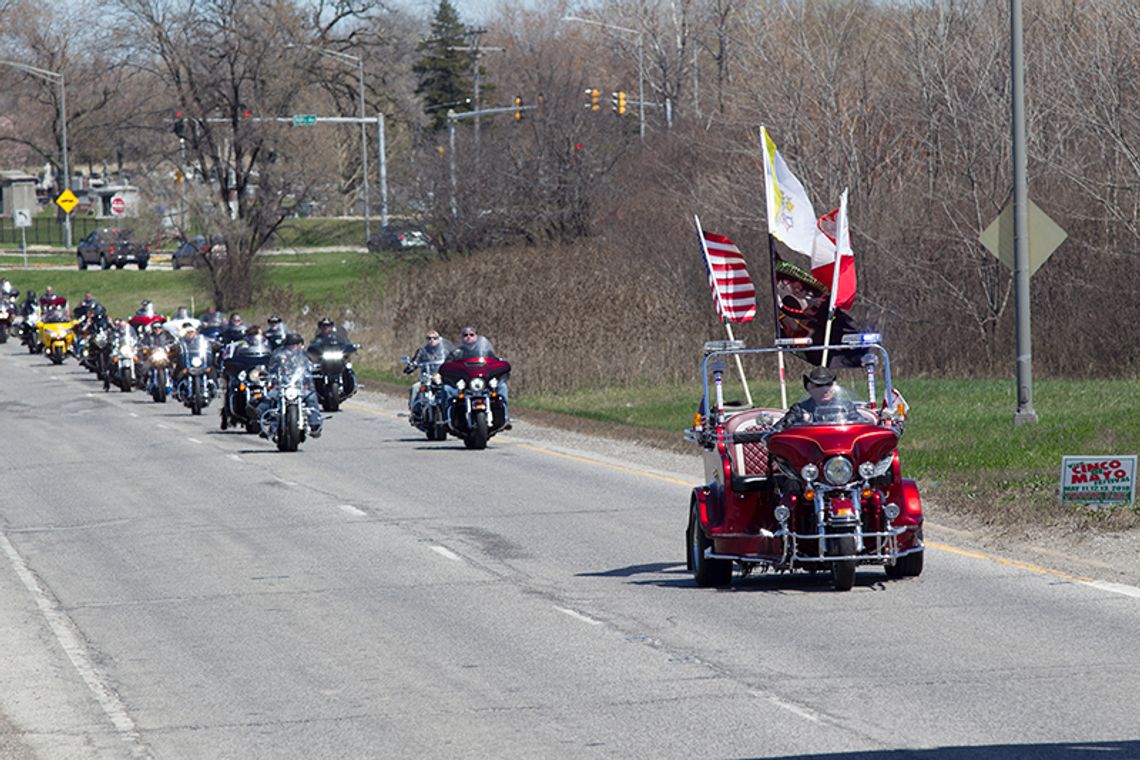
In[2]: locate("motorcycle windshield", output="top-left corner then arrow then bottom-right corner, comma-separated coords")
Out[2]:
269,350 -> 313,391
180,336 -> 212,368
786,388 -> 868,427
449,337 -> 496,360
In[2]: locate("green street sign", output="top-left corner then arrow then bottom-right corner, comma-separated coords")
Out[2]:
292,114 -> 317,126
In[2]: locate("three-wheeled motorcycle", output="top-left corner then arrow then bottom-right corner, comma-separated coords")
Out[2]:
685,335 -> 923,591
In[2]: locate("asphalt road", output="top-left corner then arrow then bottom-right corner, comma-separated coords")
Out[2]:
1,347 -> 1138,759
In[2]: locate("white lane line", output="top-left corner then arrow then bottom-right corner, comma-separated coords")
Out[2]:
186,437 -> 203,445
156,423 -> 171,430
0,532 -> 152,758
280,480 -> 298,487
228,454 -> 244,463
1083,580 -> 1140,599
339,504 -> 366,517
430,545 -> 462,562
553,606 -> 604,626
750,690 -> 822,724
129,412 -> 139,418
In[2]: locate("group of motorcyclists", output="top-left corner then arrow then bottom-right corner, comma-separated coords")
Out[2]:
3,281 -> 360,449
401,325 -> 512,449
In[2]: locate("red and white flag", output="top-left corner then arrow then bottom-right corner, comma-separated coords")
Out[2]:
810,194 -> 857,311
697,221 -> 756,323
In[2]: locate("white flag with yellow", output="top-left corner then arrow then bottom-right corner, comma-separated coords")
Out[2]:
761,126 -> 817,258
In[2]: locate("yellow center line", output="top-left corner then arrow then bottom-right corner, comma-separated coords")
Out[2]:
923,539 -> 1090,582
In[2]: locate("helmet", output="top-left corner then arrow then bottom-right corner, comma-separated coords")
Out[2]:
1,279 -> 12,294
268,315 -> 282,325
318,317 -> 334,328
151,321 -> 165,331
229,313 -> 243,325
283,332 -> 304,347
174,306 -> 190,319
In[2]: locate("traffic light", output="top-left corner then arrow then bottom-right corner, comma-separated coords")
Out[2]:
584,88 -> 601,111
172,111 -> 185,137
611,91 -> 627,116
514,95 -> 523,122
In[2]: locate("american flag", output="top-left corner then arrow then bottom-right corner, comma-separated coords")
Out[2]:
699,227 -> 756,323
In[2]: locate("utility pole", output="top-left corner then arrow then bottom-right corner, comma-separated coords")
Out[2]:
451,33 -> 505,154
1010,0 -> 1037,424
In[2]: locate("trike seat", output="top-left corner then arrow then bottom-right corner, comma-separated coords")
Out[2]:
724,409 -> 782,486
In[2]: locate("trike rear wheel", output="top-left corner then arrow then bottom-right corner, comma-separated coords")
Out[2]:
688,503 -> 732,588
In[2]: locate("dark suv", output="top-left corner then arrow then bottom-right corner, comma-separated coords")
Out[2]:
77,228 -> 151,270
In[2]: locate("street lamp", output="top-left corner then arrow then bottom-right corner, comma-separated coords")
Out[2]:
561,16 -> 645,142
289,45 -> 371,244
1,60 -> 71,247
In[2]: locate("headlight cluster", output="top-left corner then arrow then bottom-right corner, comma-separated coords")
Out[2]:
470,377 -> 486,392
324,350 -> 344,361
190,356 -> 204,368
284,386 -> 301,400
152,348 -> 168,363
119,346 -> 133,357
456,379 -> 466,391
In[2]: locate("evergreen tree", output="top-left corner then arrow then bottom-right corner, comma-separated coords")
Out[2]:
413,0 -> 471,131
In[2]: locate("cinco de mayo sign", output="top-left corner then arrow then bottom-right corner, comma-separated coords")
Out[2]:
1059,456 -> 1137,507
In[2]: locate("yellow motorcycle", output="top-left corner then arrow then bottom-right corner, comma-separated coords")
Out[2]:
37,314 -> 79,365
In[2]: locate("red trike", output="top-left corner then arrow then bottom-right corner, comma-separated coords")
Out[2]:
685,336 -> 924,590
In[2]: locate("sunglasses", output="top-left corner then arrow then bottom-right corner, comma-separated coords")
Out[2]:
427,335 -> 440,340
462,333 -> 475,337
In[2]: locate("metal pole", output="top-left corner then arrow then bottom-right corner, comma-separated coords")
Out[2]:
378,113 -> 388,227
356,56 -> 370,245
637,35 -> 645,142
1011,0 -> 1036,424
448,112 -> 457,218
60,74 -> 72,248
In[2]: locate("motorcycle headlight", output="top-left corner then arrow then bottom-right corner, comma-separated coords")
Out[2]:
489,377 -> 499,388
238,370 -> 247,381
191,356 -> 204,368
119,345 -> 133,357
250,368 -> 261,381
858,461 -> 876,480
456,379 -> 466,391
470,377 -> 486,392
284,386 -> 301,400
823,456 -> 854,485
800,463 -> 819,482
152,348 -> 167,362
323,350 -> 344,361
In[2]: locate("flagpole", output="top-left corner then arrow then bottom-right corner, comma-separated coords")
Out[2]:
767,234 -> 788,408
695,215 -> 753,407
820,189 -> 848,366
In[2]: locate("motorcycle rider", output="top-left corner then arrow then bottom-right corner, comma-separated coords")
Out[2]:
310,317 -> 353,349
221,313 -> 246,345
73,292 -> 99,320
264,315 -> 288,350
0,279 -> 18,301
404,329 -> 454,421
769,366 -> 859,433
259,333 -> 323,438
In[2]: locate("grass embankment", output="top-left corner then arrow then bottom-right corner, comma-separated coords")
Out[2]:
522,377 -> 1140,523
0,251 -> 377,318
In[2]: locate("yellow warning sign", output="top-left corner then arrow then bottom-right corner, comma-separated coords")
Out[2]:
55,189 -> 79,214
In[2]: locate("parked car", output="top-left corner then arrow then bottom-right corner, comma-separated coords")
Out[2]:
77,228 -> 151,270
172,235 -> 225,270
367,224 -> 433,253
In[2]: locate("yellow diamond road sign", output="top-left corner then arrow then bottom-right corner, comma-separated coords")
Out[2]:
979,199 -> 1067,276
55,189 -> 79,214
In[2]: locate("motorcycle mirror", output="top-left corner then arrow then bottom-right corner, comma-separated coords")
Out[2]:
399,356 -> 410,363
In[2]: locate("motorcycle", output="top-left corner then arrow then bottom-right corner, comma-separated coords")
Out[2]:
174,334 -> 218,415
109,325 -> 138,392
221,345 -> 272,433
308,340 -> 358,412
141,343 -> 175,403
19,304 -> 42,354
260,353 -> 319,452
0,294 -> 16,343
439,351 -> 511,450
87,320 -> 113,384
38,313 -> 79,365
401,355 -> 449,441
685,336 -> 923,591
